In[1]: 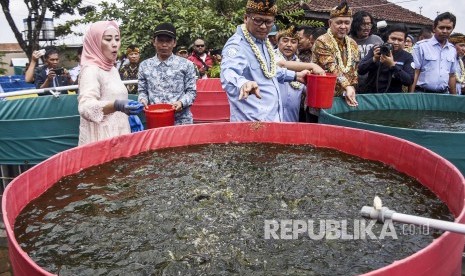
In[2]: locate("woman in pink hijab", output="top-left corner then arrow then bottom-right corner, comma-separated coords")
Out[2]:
77,20 -> 143,145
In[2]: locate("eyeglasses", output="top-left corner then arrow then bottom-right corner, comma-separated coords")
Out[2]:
361,23 -> 373,28
249,16 -> 275,27
195,44 -> 205,47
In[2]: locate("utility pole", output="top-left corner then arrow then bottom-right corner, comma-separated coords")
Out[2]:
419,6 -> 422,15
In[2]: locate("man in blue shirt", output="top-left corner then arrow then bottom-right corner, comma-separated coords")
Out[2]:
220,0 -> 310,122
274,26 -> 306,122
411,12 -> 457,94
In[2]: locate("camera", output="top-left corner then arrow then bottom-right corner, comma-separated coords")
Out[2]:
53,67 -> 64,75
38,49 -> 46,57
379,43 -> 393,56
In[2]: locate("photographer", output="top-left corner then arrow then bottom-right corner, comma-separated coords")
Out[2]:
358,24 -> 414,93
34,46 -> 72,95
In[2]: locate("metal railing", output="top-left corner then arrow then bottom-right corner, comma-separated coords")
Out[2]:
0,80 -> 138,98
0,79 -> 139,192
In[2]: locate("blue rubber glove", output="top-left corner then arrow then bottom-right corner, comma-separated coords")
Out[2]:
128,115 -> 144,133
114,99 -> 144,115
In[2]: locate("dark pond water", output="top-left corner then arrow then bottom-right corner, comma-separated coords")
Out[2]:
14,144 -> 453,275
336,110 -> 465,131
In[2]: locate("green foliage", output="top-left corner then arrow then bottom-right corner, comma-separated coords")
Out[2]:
77,0 -> 247,59
1,0 -> 94,58
277,0 -> 323,29
77,0 -> 317,60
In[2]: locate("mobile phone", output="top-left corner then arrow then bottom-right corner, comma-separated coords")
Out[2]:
38,49 -> 46,57
53,67 -> 64,75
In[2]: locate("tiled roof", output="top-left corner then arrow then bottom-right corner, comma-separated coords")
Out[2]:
300,0 -> 433,26
0,43 -> 23,53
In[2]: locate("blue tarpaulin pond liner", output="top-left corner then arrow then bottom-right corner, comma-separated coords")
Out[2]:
0,94 -> 141,165
0,95 -> 79,165
319,93 -> 465,176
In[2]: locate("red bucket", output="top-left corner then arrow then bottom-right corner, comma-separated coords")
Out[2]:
306,74 -> 337,109
144,103 -> 175,129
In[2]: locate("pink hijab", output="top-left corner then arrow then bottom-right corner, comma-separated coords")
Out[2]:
81,20 -> 120,71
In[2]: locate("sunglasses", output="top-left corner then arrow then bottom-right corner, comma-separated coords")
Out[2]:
195,45 -> 205,47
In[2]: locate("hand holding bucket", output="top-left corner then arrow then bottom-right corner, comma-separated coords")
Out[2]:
144,103 -> 176,129
306,73 -> 337,109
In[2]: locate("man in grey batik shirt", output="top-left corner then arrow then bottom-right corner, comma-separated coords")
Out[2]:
138,23 -> 197,125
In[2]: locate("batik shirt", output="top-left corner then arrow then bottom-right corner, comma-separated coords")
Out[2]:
119,63 -> 139,94
456,57 -> 465,95
312,31 -> 359,96
138,54 -> 197,125
298,49 -> 312,63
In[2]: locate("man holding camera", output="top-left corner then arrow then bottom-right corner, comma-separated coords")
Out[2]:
357,24 -> 414,93
34,47 -> 72,95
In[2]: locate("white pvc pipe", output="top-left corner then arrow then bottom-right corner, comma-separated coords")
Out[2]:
0,80 -> 138,98
360,206 -> 465,235
391,212 -> 465,235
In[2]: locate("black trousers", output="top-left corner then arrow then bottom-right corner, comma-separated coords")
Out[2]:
415,86 -> 448,93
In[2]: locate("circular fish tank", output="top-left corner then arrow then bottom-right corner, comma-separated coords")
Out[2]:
3,123 -> 465,275
320,93 -> 465,176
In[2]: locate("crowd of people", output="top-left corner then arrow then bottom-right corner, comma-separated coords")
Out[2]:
14,0 -> 465,145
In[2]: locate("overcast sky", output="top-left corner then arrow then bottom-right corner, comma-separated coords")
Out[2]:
1,0 -> 464,44
394,0 -> 465,34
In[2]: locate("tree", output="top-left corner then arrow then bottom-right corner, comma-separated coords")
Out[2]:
0,0 -> 94,59
76,0 -> 246,59
76,0 -> 321,59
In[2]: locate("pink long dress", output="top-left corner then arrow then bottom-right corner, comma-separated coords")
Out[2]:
77,65 -> 130,145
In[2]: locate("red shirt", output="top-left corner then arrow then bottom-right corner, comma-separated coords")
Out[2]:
188,53 -> 213,71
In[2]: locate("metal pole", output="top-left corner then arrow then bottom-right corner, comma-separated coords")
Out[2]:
0,80 -> 138,98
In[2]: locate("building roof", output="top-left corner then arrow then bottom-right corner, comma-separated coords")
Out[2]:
0,43 -> 23,53
10,58 -> 29,67
300,0 -> 433,26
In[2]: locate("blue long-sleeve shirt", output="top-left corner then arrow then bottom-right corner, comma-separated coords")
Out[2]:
221,25 -> 295,122
275,50 -> 305,121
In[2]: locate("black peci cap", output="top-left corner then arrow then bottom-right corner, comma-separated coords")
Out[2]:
153,22 -> 176,39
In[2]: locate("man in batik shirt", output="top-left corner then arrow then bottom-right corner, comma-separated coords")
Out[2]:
449,33 -> 465,95
312,1 -> 359,106
138,23 -> 197,124
119,45 -> 140,94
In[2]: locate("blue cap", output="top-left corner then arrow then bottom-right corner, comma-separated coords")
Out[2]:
268,24 -> 278,36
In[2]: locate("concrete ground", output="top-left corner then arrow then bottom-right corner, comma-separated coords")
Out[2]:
0,224 -> 11,276
0,200 -> 11,276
